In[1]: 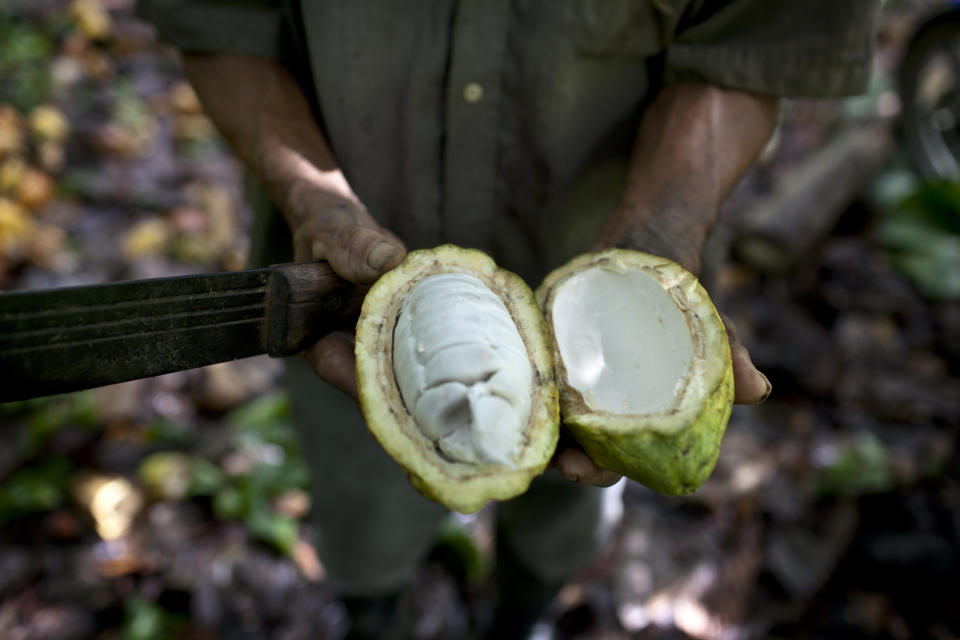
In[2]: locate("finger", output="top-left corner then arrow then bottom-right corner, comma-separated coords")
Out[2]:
302,330 -> 359,401
313,224 -> 405,285
293,205 -> 407,284
554,447 -> 622,487
721,313 -> 771,405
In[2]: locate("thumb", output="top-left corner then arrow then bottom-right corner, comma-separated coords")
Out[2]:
315,225 -> 406,285
298,205 -> 407,285
721,313 -> 772,404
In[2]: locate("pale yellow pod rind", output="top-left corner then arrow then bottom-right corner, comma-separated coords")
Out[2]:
355,245 -> 560,513
536,248 -> 734,495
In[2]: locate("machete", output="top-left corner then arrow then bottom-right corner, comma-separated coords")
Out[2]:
0,263 -> 363,402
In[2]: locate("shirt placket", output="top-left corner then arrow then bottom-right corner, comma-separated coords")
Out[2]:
442,0 -> 510,250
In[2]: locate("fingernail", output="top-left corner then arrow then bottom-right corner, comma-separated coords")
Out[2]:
367,242 -> 399,271
311,239 -> 325,261
563,472 -> 579,483
757,372 -> 772,404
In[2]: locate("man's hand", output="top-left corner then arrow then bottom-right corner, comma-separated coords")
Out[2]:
294,201 -> 407,400
555,82 -> 778,487
183,54 -> 404,399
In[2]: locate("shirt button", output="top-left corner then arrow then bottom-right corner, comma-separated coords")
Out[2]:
463,82 -> 484,103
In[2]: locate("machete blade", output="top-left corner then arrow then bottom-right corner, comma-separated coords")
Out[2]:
0,263 -> 361,402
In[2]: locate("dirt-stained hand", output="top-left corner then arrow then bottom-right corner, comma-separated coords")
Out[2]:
296,202 -> 406,402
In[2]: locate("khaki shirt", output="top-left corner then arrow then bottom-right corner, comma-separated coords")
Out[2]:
138,0 -> 878,282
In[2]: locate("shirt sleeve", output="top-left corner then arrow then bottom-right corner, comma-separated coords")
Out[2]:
135,0 -> 284,59
663,0 -> 880,97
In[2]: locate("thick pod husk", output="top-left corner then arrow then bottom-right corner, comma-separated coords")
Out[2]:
354,245 -> 559,513
536,249 -> 734,495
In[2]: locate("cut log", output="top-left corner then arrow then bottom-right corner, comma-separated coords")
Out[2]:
734,123 -> 894,273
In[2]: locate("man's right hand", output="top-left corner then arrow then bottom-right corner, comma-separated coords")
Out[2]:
182,54 -> 404,402
293,201 -> 407,401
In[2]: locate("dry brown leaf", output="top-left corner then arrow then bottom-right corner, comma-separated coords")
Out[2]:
61,31 -> 90,57
94,122 -> 152,156
174,113 -> 216,141
16,168 -> 55,211
38,141 -> 66,173
186,182 -> 237,254
293,538 -> 325,582
79,48 -> 115,81
26,222 -> 67,269
169,81 -> 203,115
93,379 -> 148,423
0,105 -> 24,158
198,360 -> 272,411
273,489 -> 311,519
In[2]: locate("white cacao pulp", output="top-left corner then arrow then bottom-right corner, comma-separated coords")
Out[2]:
392,273 -> 533,466
550,265 -> 694,414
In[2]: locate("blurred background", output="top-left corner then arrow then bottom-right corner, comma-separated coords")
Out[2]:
0,0 -> 958,638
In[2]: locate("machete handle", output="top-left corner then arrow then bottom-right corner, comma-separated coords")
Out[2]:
263,262 -> 368,357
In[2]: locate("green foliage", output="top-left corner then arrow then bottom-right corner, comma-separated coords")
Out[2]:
873,175 -> 960,300
219,392 -> 306,554
112,79 -> 153,133
194,392 -> 308,555
0,457 -> 72,522
436,517 -> 490,584
122,596 -> 185,640
135,393 -> 306,554
817,432 -> 897,498
144,417 -> 193,446
0,12 -> 55,110
0,392 -> 97,456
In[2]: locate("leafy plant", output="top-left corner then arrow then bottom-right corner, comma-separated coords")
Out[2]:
0,13 -> 55,111
873,176 -> 960,300
0,391 -> 97,455
122,596 -> 185,640
138,392 -> 310,555
0,456 -> 72,522
817,432 -> 896,498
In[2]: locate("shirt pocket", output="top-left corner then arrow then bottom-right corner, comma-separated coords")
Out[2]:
574,0 -> 685,58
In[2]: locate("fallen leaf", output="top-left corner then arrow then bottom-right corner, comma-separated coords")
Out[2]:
26,222 -> 66,269
0,104 -> 24,158
72,473 -> 143,541
123,218 -> 170,260
198,359 -> 276,412
37,141 -> 66,173
94,122 -> 141,156
93,379 -> 148,423
185,181 -> 236,255
15,168 -> 55,211
79,48 -> 115,81
273,489 -> 310,519
292,537 -> 325,582
28,105 -> 70,143
70,0 -> 113,42
0,198 -> 34,260
174,113 -> 216,141
0,158 -> 27,194
169,81 -> 203,115
139,452 -> 193,501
